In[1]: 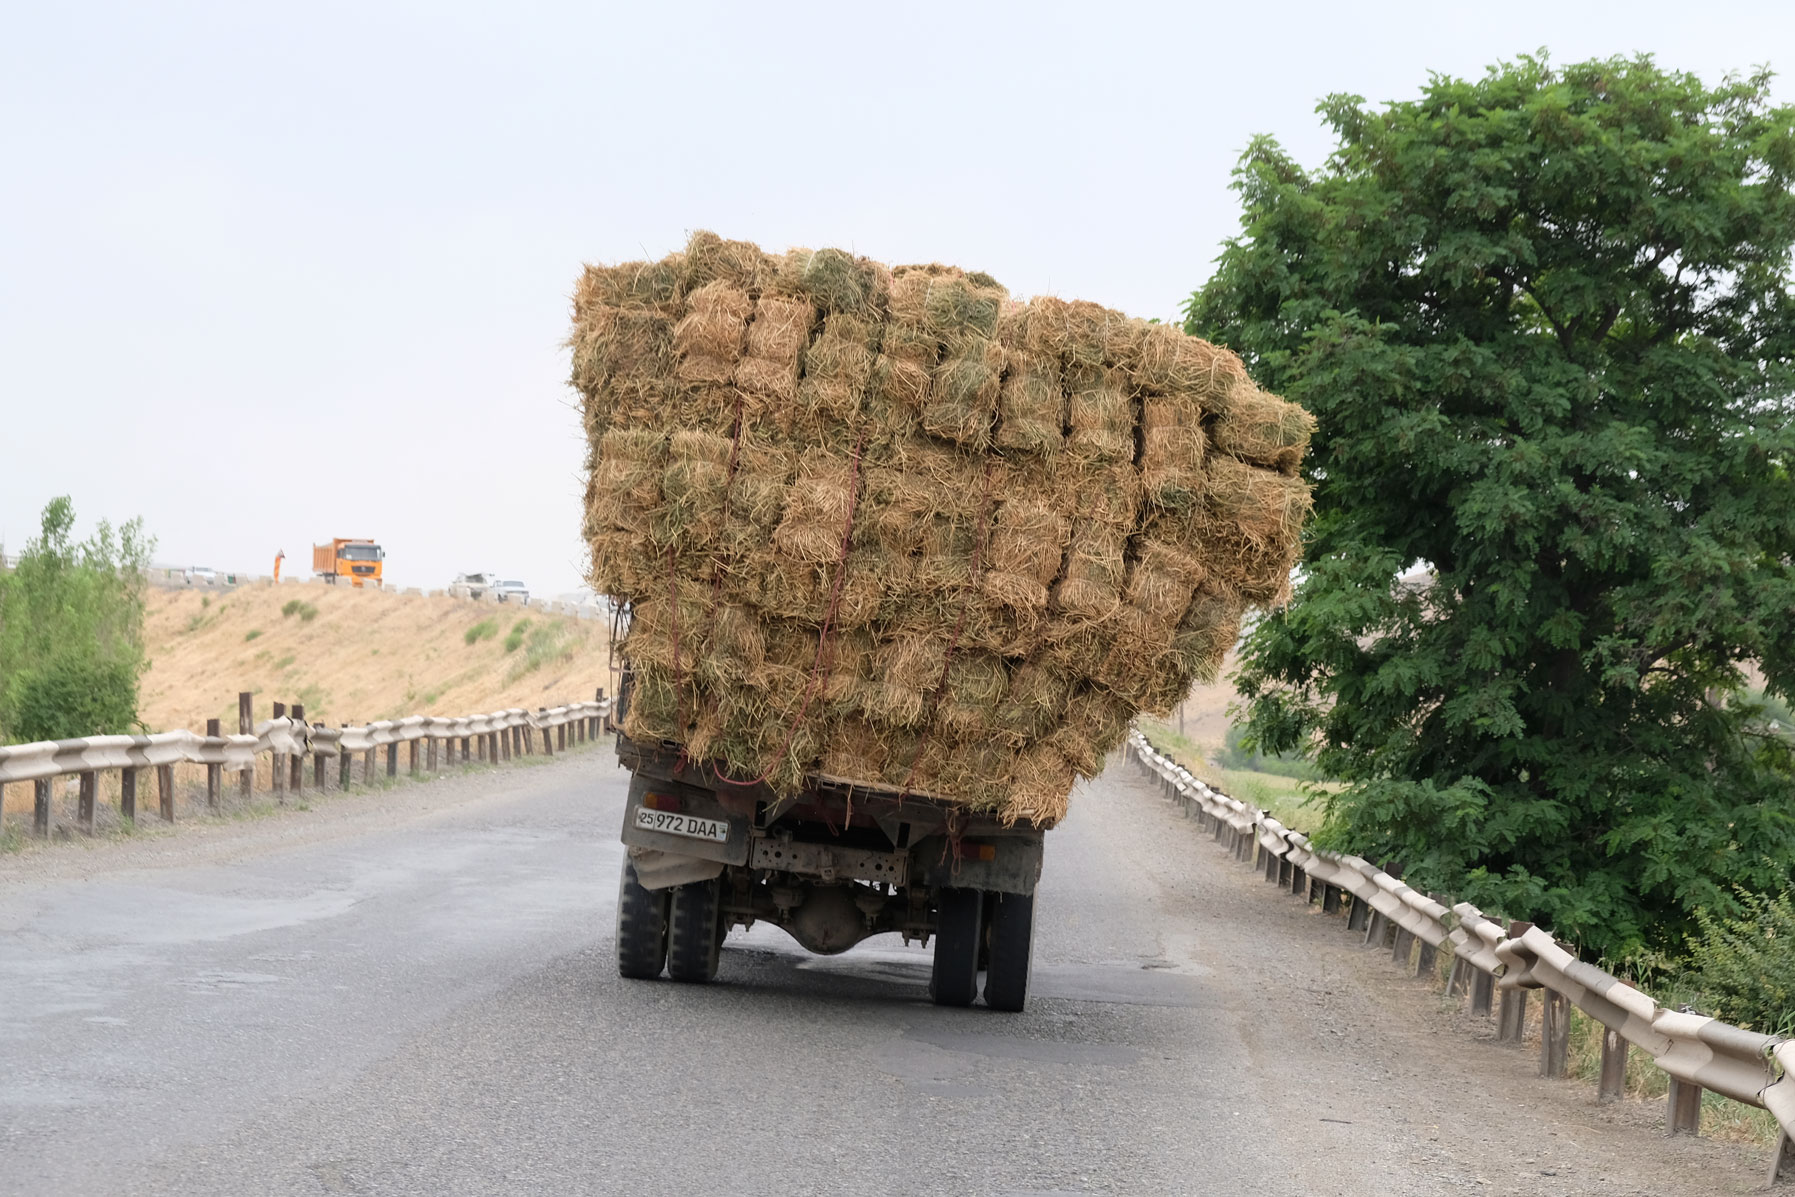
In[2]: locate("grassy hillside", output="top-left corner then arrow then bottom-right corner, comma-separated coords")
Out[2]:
138,583 -> 616,731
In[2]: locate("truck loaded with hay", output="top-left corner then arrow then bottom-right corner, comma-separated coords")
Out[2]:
573,233 -> 1312,1010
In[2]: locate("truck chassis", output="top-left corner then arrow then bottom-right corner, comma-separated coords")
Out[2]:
614,733 -> 1044,1011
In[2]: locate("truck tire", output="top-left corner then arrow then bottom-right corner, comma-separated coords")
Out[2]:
930,887 -> 983,1007
982,891 -> 1035,1013
616,858 -> 669,979
666,877 -> 722,983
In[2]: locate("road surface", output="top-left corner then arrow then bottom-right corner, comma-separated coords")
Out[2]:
0,748 -> 1767,1195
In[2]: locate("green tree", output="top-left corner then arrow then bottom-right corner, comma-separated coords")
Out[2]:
0,497 -> 155,742
1185,55 -> 1795,958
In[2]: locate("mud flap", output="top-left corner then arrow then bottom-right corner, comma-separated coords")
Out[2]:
628,846 -> 727,891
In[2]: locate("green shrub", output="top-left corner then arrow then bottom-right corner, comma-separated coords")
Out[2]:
1213,723 -> 1326,781
281,599 -> 318,622
6,657 -> 141,742
1679,890 -> 1795,1036
503,619 -> 531,654
0,497 -> 153,742
506,619 -> 575,683
244,629 -> 263,642
465,618 -> 499,646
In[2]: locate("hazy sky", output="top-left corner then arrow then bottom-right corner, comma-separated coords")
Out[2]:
3,1 -> 1789,595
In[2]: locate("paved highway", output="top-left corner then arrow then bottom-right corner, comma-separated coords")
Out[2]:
0,749 -> 1764,1195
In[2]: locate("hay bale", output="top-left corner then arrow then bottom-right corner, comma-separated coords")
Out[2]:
681,230 -> 771,293
673,281 -> 753,384
995,312 -> 1065,454
736,295 -> 816,402
1139,394 -> 1207,509
1208,378 -> 1317,474
1065,364 -> 1134,463
922,338 -> 1005,449
983,494 -> 1071,614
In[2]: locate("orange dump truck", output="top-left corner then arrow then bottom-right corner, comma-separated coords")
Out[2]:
312,538 -> 385,587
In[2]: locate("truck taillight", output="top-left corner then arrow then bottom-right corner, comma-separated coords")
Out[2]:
642,791 -> 682,813
963,842 -> 997,862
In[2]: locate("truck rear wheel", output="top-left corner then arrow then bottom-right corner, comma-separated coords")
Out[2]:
666,877 -> 722,984
616,858 -> 669,979
982,891 -> 1035,1013
930,887 -> 983,1007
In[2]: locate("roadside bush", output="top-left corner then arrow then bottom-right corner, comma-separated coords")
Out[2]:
244,628 -> 263,642
503,619 -> 531,654
465,618 -> 499,646
281,599 -> 318,622
506,620 -> 574,683
1678,889 -> 1795,1036
0,497 -> 153,742
1213,722 -> 1326,781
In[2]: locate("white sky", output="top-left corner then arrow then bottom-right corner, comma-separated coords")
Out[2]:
3,1 -> 1789,596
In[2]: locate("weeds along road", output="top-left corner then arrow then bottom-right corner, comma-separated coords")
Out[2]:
0,748 -> 1767,1196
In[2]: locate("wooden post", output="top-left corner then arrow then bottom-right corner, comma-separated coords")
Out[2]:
206,718 -> 222,808
541,712 -> 555,757
461,735 -> 471,763
157,763 -> 174,821
364,746 -> 376,783
1540,989 -> 1570,1077
1392,927 -> 1413,968
559,722 -> 568,751
1322,885 -> 1342,915
1471,970 -> 1495,1017
238,692 -> 254,798
1347,894 -> 1369,932
33,778 -> 51,837
1498,986 -> 1529,1042
1768,1131 -> 1795,1187
289,704 -> 305,794
311,723 -> 326,790
1416,937 -> 1437,979
408,740 -> 419,776
121,767 -> 138,821
386,743 -> 398,778
1667,1076 -> 1702,1135
1599,1028 -> 1628,1101
271,701 -> 286,799
339,727 -> 352,789
1275,858 -> 1290,887
78,771 -> 97,832
1363,911 -> 1385,946
426,736 -> 437,772
1446,957 -> 1466,998
476,734 -> 486,763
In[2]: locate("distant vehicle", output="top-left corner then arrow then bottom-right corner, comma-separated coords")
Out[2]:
495,579 -> 529,604
186,566 -> 217,583
313,538 -> 384,587
449,572 -> 499,599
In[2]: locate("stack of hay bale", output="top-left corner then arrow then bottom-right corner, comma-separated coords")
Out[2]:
572,233 -> 1312,827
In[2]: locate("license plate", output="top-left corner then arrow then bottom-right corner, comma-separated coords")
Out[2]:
634,807 -> 730,843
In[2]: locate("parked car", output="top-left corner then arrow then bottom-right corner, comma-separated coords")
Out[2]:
495,579 -> 529,604
187,566 -> 217,583
449,571 -> 499,599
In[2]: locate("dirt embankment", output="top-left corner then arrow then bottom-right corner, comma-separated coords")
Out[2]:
137,583 -> 616,732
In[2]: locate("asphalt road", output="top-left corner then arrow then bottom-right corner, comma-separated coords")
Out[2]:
0,749 -> 1767,1196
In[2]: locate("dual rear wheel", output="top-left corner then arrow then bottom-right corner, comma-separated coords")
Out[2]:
929,887 -> 1035,1012
616,861 -> 722,983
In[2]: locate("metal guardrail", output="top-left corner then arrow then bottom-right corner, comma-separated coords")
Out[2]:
1125,730 -> 1795,1185
0,695 -> 613,837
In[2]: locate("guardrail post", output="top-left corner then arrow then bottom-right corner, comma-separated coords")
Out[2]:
408,740 -> 420,776
1471,969 -> 1495,1017
541,711 -> 555,756
312,724 -> 326,790
1598,1028 -> 1627,1101
1769,1132 -> 1795,1187
206,719 -> 222,808
121,767 -> 138,821
33,778 -> 51,836
1540,989 -> 1569,1077
1276,858 -> 1291,887
271,702 -> 287,800
1666,1076 -> 1702,1135
1290,866 -> 1307,897
1363,910 -> 1385,946
1497,986 -> 1528,1042
1321,884 -> 1341,915
1415,937 -> 1437,979
461,735 -> 471,763
525,724 -> 536,755
339,726 -> 352,789
78,770 -> 97,832
1346,893 -> 1369,932
238,692 -> 253,798
1392,926 -> 1413,968
290,703 -> 305,794
386,743 -> 398,778
426,735 -> 437,772
157,763 -> 174,821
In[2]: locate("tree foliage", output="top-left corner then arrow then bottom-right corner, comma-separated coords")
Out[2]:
1184,55 -> 1795,958
0,497 -> 154,742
